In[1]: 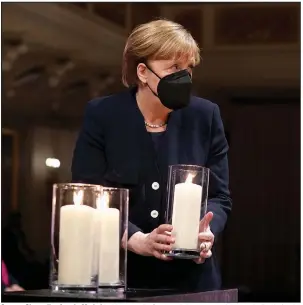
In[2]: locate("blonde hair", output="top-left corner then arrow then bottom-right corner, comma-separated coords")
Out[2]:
122,19 -> 201,87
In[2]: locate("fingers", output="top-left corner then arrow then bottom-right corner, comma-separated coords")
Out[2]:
198,231 -> 214,242
154,241 -> 173,252
199,229 -> 214,261
156,224 -> 173,234
152,250 -> 173,261
200,241 -> 212,252
149,224 -> 175,261
199,212 -> 213,232
153,232 -> 175,252
194,257 -> 206,264
155,233 -> 175,244
200,249 -> 212,259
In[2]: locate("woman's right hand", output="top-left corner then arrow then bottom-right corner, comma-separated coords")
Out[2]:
127,224 -> 175,261
143,224 -> 175,260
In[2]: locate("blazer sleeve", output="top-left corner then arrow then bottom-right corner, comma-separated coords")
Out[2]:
71,100 -> 143,239
205,104 -> 232,237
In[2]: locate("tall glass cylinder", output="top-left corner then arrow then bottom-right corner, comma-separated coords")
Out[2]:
164,165 -> 210,259
95,187 -> 129,292
50,183 -> 102,292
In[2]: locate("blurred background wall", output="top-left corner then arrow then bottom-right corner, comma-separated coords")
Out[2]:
2,2 -> 300,300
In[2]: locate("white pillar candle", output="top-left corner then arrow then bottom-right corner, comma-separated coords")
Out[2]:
91,214 -> 100,277
58,190 -> 95,285
172,174 -> 202,250
95,193 -> 120,285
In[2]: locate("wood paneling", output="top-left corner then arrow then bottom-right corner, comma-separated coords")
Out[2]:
131,3 -> 161,30
214,4 -> 300,45
1,128 -> 19,216
175,9 -> 203,46
70,2 -> 87,10
94,3 -> 126,28
223,100 -> 300,296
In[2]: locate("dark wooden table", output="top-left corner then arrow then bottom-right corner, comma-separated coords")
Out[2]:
2,288 -> 238,302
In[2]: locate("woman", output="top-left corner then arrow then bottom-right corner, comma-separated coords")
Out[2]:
72,19 -> 231,292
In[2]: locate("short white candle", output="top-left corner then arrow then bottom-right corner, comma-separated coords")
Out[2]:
58,190 -> 95,285
95,193 -> 120,284
172,174 -> 202,250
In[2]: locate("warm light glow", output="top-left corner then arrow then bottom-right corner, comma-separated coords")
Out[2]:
96,192 -> 110,209
185,173 -> 194,183
73,190 -> 84,206
45,158 -> 60,168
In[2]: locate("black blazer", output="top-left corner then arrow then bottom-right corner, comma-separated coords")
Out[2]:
72,87 -> 232,292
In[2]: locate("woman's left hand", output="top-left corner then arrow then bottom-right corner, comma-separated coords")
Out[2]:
194,212 -> 215,264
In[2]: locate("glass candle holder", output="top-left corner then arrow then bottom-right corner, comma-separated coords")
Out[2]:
95,187 -> 129,292
50,183 -> 102,292
164,165 -> 210,260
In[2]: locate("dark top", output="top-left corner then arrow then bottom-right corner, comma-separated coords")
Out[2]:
149,131 -> 166,153
72,87 -> 232,292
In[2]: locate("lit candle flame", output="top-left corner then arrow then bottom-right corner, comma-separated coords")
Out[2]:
96,192 -> 110,209
185,173 -> 194,183
73,190 -> 84,205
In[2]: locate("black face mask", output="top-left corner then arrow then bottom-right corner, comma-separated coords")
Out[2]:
146,65 -> 192,110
